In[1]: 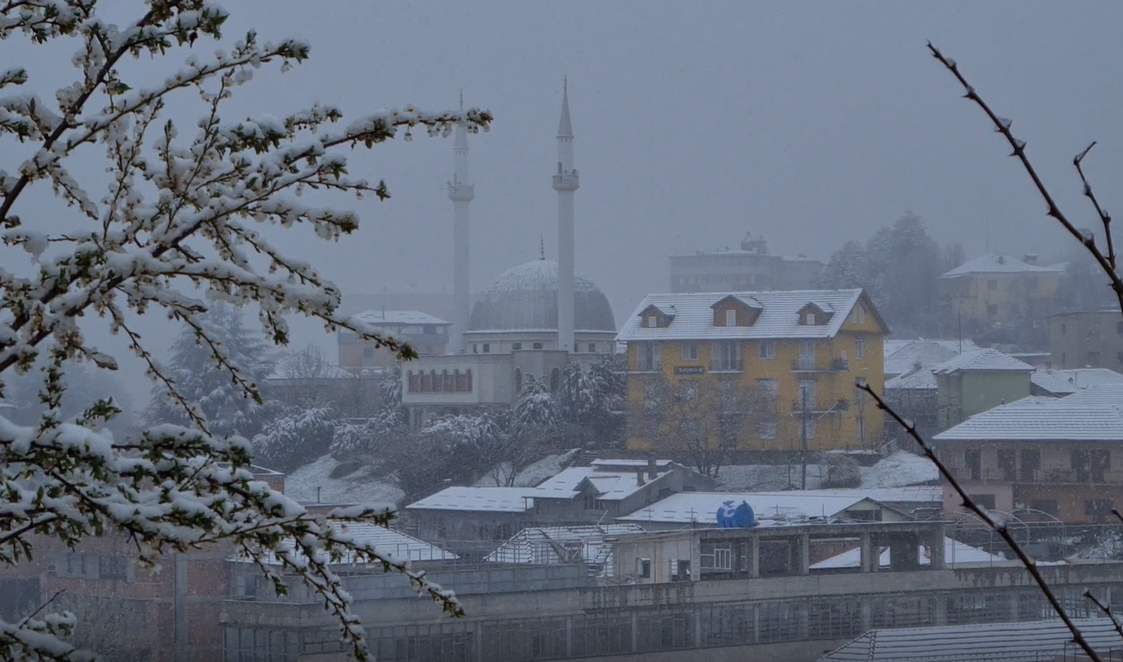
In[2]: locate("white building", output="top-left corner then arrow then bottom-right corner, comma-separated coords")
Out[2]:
401,82 -> 617,425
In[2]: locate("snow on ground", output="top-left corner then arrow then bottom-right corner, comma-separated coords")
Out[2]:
285,454 -> 404,506
475,449 -> 582,488
860,450 -> 939,488
717,463 -> 825,491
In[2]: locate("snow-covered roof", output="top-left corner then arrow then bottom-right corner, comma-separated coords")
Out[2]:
934,394 -> 1123,442
617,489 -> 918,525
484,524 -> 643,575
267,358 -> 356,381
818,618 -> 1121,661
939,253 -> 1065,278
469,260 -> 616,333
810,536 -> 1004,571
617,289 -> 872,342
352,309 -> 450,326
406,486 -> 535,513
1032,368 -> 1123,396
884,339 -> 978,378
234,521 -> 457,565
530,462 -> 677,502
931,348 -> 1034,374
885,366 -> 938,390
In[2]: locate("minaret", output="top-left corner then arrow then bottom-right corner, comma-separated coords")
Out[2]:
448,92 -> 474,354
552,78 -> 579,353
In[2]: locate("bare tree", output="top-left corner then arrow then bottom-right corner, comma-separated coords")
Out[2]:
865,42 -> 1123,662
631,375 -> 776,479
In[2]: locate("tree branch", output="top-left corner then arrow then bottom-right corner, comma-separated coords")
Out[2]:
858,383 -> 1106,662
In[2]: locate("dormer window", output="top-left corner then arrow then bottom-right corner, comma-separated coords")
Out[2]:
806,312 -> 816,325
710,295 -> 762,328
639,305 -> 674,329
647,316 -> 658,328
725,309 -> 736,327
798,302 -> 833,326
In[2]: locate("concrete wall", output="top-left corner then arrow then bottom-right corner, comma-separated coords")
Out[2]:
1050,311 -> 1123,370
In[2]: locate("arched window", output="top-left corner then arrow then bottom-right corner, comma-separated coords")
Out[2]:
454,369 -> 464,392
442,370 -> 452,392
550,367 -> 561,392
407,370 -> 418,392
430,370 -> 440,392
420,371 -> 430,392
514,367 -> 523,394
465,369 -> 473,391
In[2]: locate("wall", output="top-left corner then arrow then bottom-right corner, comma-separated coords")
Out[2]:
940,271 -> 1061,326
1050,311 -> 1123,370
936,370 -> 1030,429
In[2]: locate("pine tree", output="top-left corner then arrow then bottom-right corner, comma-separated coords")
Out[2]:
145,303 -> 278,439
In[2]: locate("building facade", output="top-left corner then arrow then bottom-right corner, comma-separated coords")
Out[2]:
1049,310 -> 1123,370
669,233 -> 823,293
937,253 -> 1063,328
932,349 -> 1034,430
618,289 -> 888,453
934,386 -> 1123,523
337,310 -> 450,372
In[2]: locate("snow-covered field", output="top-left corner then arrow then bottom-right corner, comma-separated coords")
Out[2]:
284,454 -> 404,505
716,450 -> 938,492
859,450 -> 939,488
474,449 -> 581,488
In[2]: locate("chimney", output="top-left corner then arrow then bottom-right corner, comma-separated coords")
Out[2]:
636,468 -> 645,486
647,457 -> 658,480
1024,253 -> 1038,264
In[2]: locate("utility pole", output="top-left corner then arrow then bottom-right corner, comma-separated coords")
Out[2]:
800,386 -> 809,490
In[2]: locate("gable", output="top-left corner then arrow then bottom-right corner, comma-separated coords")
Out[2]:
638,304 -> 675,329
710,295 -> 762,328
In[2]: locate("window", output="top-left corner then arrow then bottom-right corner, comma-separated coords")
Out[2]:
970,494 -> 996,510
670,559 -> 691,582
362,346 -> 373,359
472,344 -> 479,353
725,309 -> 737,327
997,449 -> 1017,481
533,342 -> 543,350
988,279 -> 998,291
1030,499 -> 1059,517
514,368 -> 523,394
759,421 -> 777,440
582,492 -> 600,511
756,378 -> 778,398
638,342 -> 661,371
588,343 -> 596,353
856,415 -> 865,443
806,312 -> 816,325
482,343 -> 490,353
712,341 -> 741,371
1061,323 -> 1067,335
1020,449 -> 1040,481
646,315 -> 658,328
1086,499 -> 1114,522
758,340 -> 775,360
802,417 -> 816,440
681,341 -> 698,361
512,342 -> 522,350
637,558 -> 652,579
965,449 -> 982,481
855,337 -> 865,360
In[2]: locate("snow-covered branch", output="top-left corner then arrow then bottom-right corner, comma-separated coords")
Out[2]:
0,1 -> 491,659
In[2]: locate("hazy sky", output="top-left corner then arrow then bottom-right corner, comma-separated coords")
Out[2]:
5,1 -> 1123,404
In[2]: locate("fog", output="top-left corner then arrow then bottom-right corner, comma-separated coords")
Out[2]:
6,1 -> 1123,405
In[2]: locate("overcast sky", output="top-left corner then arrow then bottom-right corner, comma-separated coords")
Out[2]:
6,0 -> 1123,404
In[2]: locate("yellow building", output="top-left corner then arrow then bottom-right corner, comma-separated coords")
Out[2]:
617,289 -> 887,453
937,254 -> 1063,327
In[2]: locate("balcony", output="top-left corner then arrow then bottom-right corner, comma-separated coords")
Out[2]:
792,358 -> 850,373
709,358 -> 743,372
969,468 -> 1114,485
790,398 -> 849,414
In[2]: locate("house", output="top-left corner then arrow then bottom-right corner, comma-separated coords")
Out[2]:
338,309 -> 451,372
483,524 -> 644,577
669,233 -> 823,293
1031,368 -> 1123,397
934,385 -> 1123,522
404,459 -> 715,558
932,348 -> 1034,429
883,339 -> 980,439
1050,309 -> 1123,370
617,288 -> 888,452
937,253 -> 1064,327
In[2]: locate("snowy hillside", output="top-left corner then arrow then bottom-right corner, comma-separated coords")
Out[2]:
285,455 -> 404,505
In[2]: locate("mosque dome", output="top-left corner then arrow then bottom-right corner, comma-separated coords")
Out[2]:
468,260 -> 616,332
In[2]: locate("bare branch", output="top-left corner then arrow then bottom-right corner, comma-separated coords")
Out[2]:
927,41 -> 1123,316
1073,142 -> 1116,271
859,382 -> 1106,662
1084,588 -> 1123,644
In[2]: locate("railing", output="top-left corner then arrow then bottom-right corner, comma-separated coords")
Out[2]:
790,399 -> 849,414
792,358 -> 850,372
710,358 -> 743,372
969,468 -> 1116,485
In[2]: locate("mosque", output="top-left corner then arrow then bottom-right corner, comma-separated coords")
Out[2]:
399,83 -> 617,427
